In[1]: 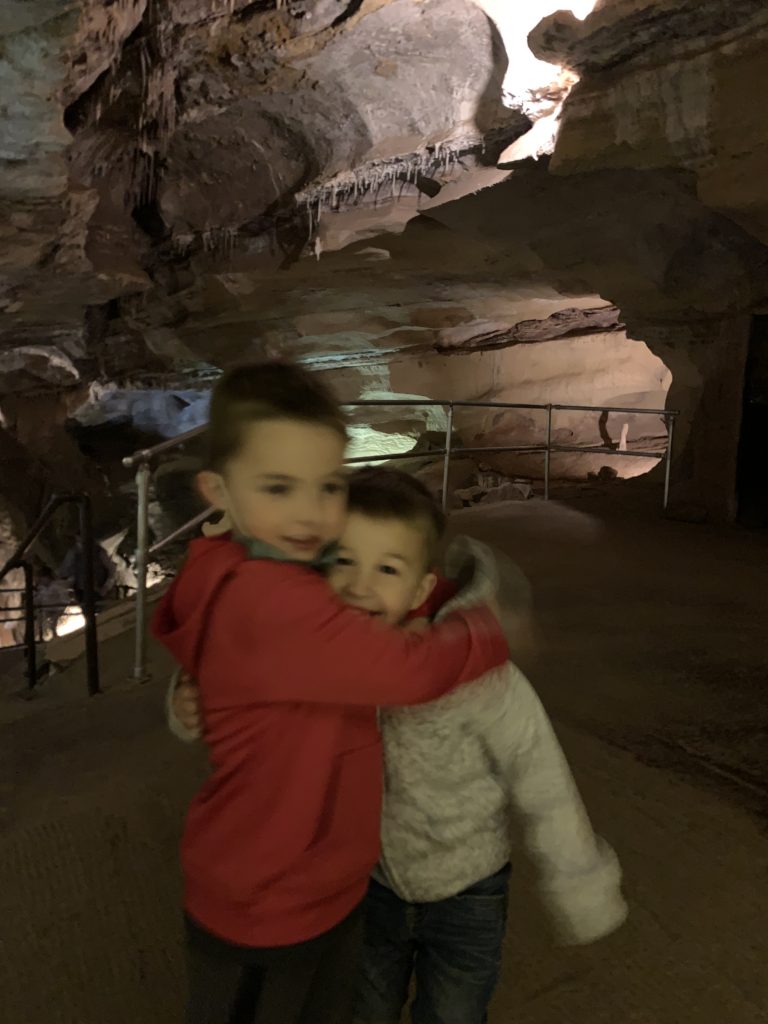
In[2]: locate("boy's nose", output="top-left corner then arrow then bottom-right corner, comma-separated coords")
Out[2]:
345,571 -> 373,599
295,496 -> 323,526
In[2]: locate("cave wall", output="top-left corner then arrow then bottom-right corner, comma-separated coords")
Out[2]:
0,0 -> 525,365
638,316 -> 751,521
533,0 -> 768,245
421,162 -> 766,519
520,0 -> 768,517
2,0 -> 768,531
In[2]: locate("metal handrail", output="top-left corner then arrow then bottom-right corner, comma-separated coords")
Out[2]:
146,443 -> 567,556
121,398 -> 674,471
148,508 -> 218,557
345,399 -> 552,410
121,398 -> 558,468
124,398 -> 679,682
125,397 -> 659,470
122,424 -> 211,469
0,494 -> 67,580
554,404 -> 669,415
0,597 -> 80,606
145,439 -> 670,557
0,493 -> 101,696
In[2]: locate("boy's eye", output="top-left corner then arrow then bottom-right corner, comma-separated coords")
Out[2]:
379,564 -> 399,576
322,482 -> 346,495
265,484 -> 290,496
335,556 -> 354,567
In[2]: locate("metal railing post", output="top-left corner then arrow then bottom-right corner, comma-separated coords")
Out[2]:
22,561 -> 37,691
544,404 -> 553,501
663,413 -> 675,511
441,403 -> 454,513
78,496 -> 101,696
132,460 -> 151,682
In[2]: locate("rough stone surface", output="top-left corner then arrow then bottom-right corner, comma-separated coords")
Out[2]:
0,0 -> 526,357
2,0 -> 768,526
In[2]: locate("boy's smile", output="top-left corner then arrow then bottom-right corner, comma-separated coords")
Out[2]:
329,513 -> 436,626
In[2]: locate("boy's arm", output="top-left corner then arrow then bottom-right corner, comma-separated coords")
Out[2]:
481,669 -> 628,945
220,567 -> 508,707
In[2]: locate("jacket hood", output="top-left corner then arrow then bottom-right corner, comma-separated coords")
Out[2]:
436,535 -> 531,622
152,535 -> 246,672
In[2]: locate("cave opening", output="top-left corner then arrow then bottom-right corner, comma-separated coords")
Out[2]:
337,306 -> 673,508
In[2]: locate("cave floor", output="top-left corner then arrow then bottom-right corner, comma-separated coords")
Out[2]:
1,489 -> 767,1023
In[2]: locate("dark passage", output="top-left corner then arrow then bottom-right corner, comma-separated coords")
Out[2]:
737,315 -> 768,526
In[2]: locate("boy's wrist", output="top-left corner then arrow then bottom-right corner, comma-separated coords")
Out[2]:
174,668 -> 192,690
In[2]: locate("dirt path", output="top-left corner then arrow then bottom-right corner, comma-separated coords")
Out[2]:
1,494 -> 766,1023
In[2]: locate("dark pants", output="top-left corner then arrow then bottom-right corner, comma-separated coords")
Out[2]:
185,905 -> 363,1024
354,865 -> 510,1024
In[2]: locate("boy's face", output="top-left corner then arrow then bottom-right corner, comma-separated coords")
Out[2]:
328,512 -> 437,626
198,418 -> 347,562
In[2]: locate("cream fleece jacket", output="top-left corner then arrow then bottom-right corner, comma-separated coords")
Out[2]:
374,536 -> 627,944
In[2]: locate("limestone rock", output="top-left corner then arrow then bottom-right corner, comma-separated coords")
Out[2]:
534,1 -> 768,247
2,0 -> 767,526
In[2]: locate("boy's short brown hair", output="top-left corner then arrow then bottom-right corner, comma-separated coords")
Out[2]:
347,467 -> 445,568
206,361 -> 348,471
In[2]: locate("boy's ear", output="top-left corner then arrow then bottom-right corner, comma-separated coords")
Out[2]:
196,470 -> 229,512
410,571 -> 438,612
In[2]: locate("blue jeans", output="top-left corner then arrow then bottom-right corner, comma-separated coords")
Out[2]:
354,865 -> 510,1024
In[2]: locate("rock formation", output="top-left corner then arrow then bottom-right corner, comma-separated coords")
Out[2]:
1,0 -> 767,570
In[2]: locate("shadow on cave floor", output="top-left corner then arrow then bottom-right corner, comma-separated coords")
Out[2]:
1,491 -> 767,1023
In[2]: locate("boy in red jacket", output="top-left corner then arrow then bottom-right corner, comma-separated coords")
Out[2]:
151,363 -> 508,1024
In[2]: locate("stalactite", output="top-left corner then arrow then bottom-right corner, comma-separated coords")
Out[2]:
294,137 -> 482,247
122,0 -> 179,208
201,226 -> 240,258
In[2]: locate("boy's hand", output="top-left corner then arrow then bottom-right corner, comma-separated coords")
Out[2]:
404,616 -> 430,634
172,672 -> 204,739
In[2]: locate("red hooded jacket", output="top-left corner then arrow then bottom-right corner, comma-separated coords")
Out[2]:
152,536 -> 507,948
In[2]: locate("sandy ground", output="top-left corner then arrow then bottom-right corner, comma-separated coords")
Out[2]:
1,487 -> 767,1023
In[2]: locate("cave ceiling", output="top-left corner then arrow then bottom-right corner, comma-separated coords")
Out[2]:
2,0 -> 768,396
